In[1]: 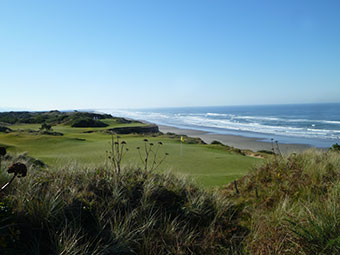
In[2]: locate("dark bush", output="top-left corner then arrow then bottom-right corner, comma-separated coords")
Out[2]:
0,126 -> 12,133
330,143 -> 340,152
71,118 -> 108,128
40,122 -> 52,131
211,140 -> 223,145
0,146 -> 6,156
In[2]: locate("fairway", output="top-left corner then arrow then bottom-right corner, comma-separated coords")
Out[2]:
0,120 -> 261,188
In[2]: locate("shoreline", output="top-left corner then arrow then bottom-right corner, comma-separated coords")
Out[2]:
158,125 -> 313,154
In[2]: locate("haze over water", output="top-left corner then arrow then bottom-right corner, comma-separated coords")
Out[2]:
105,103 -> 340,148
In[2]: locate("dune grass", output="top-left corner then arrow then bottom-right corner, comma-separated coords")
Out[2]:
0,155 -> 246,255
224,149 -> 340,254
0,121 -> 260,188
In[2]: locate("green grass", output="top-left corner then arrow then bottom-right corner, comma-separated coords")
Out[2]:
0,121 -> 260,188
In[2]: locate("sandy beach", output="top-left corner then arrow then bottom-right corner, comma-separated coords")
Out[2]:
158,125 -> 312,154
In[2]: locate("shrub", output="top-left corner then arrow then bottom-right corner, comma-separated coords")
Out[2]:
71,118 -> 108,128
39,122 -> 52,131
211,140 -> 223,145
330,143 -> 340,152
257,150 -> 275,155
0,126 -> 12,133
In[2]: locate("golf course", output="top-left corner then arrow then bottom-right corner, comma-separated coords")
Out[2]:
0,111 -> 261,188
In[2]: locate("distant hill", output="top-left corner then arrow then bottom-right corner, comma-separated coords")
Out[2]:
0,110 -> 132,128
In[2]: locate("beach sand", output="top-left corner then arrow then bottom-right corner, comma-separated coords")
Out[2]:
158,125 -> 312,154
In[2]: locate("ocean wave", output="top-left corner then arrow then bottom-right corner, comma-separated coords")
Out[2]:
205,113 -> 230,117
322,120 -> 340,125
174,115 -> 340,139
233,116 -> 281,121
105,109 -> 340,140
230,116 -> 340,125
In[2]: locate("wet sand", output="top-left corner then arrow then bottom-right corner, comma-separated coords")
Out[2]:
159,125 -> 313,154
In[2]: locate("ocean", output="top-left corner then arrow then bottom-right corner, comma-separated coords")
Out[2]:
104,103 -> 340,148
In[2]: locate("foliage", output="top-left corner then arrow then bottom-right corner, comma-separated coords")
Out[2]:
164,132 -> 206,144
211,140 -> 223,145
0,126 -> 12,133
224,149 -> 340,254
330,143 -> 340,152
71,118 -> 108,128
39,122 -> 52,131
257,150 -> 275,155
0,155 -> 246,255
0,111 -> 127,126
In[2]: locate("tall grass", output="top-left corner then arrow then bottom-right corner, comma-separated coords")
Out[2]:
0,155 -> 245,254
225,149 -> 340,254
3,148 -> 339,254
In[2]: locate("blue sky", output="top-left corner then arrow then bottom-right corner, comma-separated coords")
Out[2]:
0,0 -> 339,110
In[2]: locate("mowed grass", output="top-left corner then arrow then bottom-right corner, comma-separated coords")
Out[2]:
0,121 -> 261,188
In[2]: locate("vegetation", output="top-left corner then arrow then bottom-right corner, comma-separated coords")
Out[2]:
2,145 -> 340,254
224,149 -> 340,254
39,122 -> 52,131
0,126 -> 12,133
0,116 -> 260,187
1,111 -> 340,254
71,118 -> 108,128
0,111 -> 122,126
330,143 -> 340,152
0,154 -> 246,255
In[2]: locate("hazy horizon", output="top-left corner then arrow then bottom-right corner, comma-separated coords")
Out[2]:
1,102 -> 340,112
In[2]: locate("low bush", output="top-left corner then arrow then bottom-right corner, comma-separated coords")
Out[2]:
71,118 -> 108,128
330,143 -> 340,152
0,126 -> 12,133
211,140 -> 223,145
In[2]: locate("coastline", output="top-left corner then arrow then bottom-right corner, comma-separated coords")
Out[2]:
158,125 -> 313,154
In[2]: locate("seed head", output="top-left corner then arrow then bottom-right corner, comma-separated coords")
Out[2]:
158,142 -> 163,145
143,139 -> 148,142
121,141 -> 126,145
7,163 -> 27,177
0,147 -> 6,157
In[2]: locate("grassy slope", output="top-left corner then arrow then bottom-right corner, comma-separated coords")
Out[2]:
0,120 -> 260,188
224,150 -> 340,254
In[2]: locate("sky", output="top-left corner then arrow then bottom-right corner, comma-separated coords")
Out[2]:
0,0 -> 340,110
